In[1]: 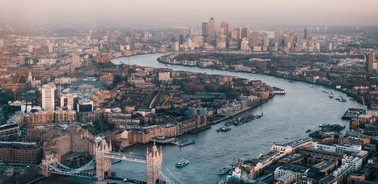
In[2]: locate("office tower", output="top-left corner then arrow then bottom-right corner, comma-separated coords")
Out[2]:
174,42 -> 179,52
240,27 -> 248,39
366,53 -> 374,72
240,38 -> 251,51
263,33 -> 269,47
304,28 -> 310,39
219,21 -> 229,36
40,84 -> 56,110
231,28 -> 238,39
207,17 -> 217,39
248,31 -> 259,48
179,34 -> 185,44
202,22 -> 208,37
188,27 -> 194,38
274,30 -> 283,46
285,32 -> 294,48
217,35 -> 226,49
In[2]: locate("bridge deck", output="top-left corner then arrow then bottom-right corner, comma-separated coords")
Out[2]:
103,152 -> 146,163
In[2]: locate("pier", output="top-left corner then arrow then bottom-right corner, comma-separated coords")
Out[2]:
341,108 -> 366,120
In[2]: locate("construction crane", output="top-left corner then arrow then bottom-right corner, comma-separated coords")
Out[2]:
12,74 -> 21,100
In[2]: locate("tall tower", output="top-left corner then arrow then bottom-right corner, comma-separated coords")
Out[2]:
202,22 -> 208,37
95,137 -> 112,181
366,53 -> 374,72
219,21 -> 229,36
40,83 -> 56,110
304,28 -> 310,39
146,143 -> 162,184
207,17 -> 217,39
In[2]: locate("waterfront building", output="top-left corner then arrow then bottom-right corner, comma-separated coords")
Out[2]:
207,17 -> 217,39
0,142 -> 43,164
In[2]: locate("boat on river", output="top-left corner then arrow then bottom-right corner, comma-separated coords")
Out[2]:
218,166 -> 232,175
175,159 -> 189,168
217,127 -> 231,132
329,92 -> 333,98
306,129 -> 311,133
309,85 -> 313,88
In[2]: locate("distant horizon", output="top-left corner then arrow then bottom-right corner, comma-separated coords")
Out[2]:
1,0 -> 377,27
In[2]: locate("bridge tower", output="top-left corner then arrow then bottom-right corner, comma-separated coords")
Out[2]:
41,157 -> 58,177
94,137 -> 112,181
146,143 -> 163,184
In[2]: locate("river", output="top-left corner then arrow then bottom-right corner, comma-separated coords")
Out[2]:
37,53 -> 364,184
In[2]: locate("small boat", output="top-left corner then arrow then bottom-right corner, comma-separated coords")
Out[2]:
175,159 -> 189,168
218,166 -> 231,175
165,64 -> 170,66
217,127 -> 231,132
329,93 -> 333,98
306,129 -> 311,133
285,138 -> 289,139
288,80 -> 294,83
322,90 -> 329,93
309,85 -> 313,88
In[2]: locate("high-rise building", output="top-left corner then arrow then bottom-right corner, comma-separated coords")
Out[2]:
202,22 -> 208,37
207,17 -> 217,39
232,28 -> 241,39
240,27 -> 248,39
304,29 -> 310,39
249,31 -> 259,48
366,53 -> 374,72
188,27 -> 194,38
40,83 -> 56,110
219,21 -> 229,36
263,33 -> 269,47
217,35 -> 227,49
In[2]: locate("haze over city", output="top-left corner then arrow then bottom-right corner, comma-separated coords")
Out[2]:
1,0 -> 378,184
1,0 -> 377,26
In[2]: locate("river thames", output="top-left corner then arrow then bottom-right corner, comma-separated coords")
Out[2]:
38,53 -> 364,184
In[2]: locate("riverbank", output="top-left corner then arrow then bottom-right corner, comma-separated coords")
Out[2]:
156,54 -> 368,107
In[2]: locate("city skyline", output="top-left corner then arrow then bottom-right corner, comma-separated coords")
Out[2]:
1,0 -> 378,27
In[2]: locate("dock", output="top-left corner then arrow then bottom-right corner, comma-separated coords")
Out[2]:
341,108 -> 366,120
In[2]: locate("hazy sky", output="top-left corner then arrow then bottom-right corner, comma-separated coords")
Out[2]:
0,0 -> 377,27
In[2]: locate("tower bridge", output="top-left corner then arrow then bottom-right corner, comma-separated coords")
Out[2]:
40,137 -> 182,184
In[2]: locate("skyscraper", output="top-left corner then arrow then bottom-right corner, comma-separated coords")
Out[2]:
304,28 -> 310,39
366,53 -> 374,72
240,27 -> 248,39
202,22 -> 208,37
219,21 -> 229,36
263,33 -> 269,47
207,17 -> 217,39
40,83 -> 56,110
